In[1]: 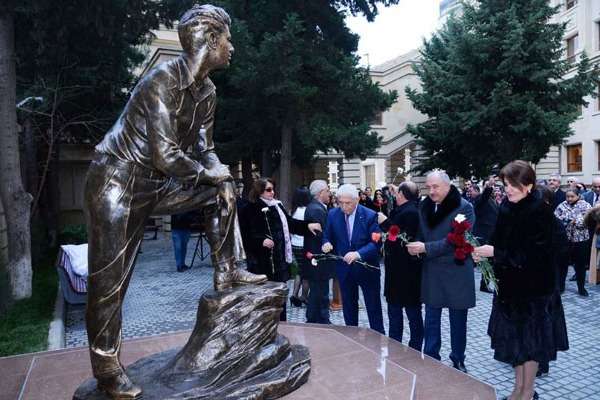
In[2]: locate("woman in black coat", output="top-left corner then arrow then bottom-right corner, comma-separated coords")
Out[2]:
378,182 -> 423,351
474,161 -> 568,400
246,178 -> 321,320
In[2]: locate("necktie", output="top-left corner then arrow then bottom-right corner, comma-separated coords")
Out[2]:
345,214 -> 352,242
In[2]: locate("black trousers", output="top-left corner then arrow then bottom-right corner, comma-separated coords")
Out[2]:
567,241 -> 589,292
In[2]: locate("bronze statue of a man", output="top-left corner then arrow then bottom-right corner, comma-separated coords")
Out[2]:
83,5 -> 266,399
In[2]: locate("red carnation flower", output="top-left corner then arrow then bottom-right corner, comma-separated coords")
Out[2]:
464,243 -> 474,254
388,225 -> 400,242
455,247 -> 467,260
372,232 -> 382,243
306,252 -> 314,259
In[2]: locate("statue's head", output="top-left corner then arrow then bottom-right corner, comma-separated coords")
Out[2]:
178,5 -> 233,69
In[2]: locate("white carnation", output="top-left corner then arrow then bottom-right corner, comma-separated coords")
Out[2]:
261,207 -> 269,213
455,214 -> 466,223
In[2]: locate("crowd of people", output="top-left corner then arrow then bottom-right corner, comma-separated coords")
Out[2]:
167,161 -> 600,400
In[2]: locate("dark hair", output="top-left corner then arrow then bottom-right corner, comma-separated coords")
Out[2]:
499,160 -> 536,190
292,187 -> 311,214
249,177 -> 275,203
538,186 -> 554,206
565,187 -> 583,198
470,185 -> 481,193
398,182 -> 419,201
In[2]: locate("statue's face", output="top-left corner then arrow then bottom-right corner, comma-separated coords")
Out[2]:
209,26 -> 234,70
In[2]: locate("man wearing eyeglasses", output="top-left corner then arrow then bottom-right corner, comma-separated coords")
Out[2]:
584,177 -> 600,206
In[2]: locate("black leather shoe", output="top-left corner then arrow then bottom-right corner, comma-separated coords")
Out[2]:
578,288 -> 589,297
452,360 -> 468,373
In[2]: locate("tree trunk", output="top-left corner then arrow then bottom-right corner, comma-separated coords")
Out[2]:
261,147 -> 273,177
0,5 -> 33,300
22,118 -> 38,196
279,124 -> 293,209
43,143 -> 60,248
241,157 -> 253,199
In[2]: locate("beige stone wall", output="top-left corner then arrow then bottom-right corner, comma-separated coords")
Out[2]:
549,0 -> 600,184
0,201 -> 8,266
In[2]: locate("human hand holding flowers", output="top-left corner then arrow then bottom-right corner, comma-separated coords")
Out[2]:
406,241 -> 425,255
473,245 -> 494,259
343,251 -> 360,264
450,214 -> 498,293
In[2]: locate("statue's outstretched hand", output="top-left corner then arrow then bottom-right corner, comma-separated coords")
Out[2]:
198,164 -> 233,186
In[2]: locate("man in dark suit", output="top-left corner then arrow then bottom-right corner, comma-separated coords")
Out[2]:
548,173 -> 566,210
322,184 -> 384,334
378,181 -> 423,350
304,180 -> 334,324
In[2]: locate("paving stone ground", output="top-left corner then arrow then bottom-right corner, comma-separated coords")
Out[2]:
65,234 -> 600,400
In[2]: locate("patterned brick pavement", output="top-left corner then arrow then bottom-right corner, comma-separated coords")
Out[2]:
65,234 -> 600,399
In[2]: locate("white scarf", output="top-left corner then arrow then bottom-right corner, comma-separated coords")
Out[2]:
260,197 -> 293,263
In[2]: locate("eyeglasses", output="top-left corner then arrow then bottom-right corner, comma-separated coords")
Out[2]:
264,187 -> 274,193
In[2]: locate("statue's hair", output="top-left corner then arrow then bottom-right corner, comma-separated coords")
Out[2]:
178,5 -> 231,53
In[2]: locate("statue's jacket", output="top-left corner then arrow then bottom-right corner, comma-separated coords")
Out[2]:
96,56 -> 218,184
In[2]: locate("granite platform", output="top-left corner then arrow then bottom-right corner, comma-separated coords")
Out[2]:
1,323 -> 496,400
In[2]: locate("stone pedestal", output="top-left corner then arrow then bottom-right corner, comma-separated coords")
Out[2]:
73,282 -> 310,399
1,311 -> 497,399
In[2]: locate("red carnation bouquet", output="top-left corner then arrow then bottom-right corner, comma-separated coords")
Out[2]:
446,216 -> 474,264
447,214 -> 498,293
371,225 -> 409,244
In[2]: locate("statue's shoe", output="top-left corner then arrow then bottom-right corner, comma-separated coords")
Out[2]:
214,269 -> 268,290
97,373 -> 143,399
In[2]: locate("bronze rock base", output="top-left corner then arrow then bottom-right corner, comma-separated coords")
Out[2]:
74,281 -> 311,400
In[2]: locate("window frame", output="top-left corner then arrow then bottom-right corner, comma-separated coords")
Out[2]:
566,143 -> 583,173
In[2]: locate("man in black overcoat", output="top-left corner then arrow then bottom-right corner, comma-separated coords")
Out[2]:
304,180 -> 335,324
378,181 -> 423,350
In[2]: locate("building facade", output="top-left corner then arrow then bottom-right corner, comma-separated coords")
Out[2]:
315,50 -> 426,190
56,0 -> 600,226
549,0 -> 600,183
436,0 -> 600,184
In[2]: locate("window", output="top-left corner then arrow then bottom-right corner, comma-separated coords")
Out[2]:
371,111 -> 383,126
596,142 -> 600,171
363,164 -> 376,190
328,161 -> 339,191
566,144 -> 582,172
566,34 -> 578,64
597,21 -> 600,51
566,0 -> 577,10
